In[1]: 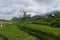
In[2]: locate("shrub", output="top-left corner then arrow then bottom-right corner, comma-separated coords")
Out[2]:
32,21 -> 50,26
51,21 -> 60,27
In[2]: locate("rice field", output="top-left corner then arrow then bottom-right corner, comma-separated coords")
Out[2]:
0,21 -> 60,40
0,24 -> 37,40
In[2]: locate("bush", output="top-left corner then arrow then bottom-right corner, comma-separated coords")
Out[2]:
51,21 -> 60,27
32,21 -> 50,26
54,18 -> 60,21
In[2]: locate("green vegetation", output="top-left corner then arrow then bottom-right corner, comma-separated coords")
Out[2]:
18,22 -> 60,40
0,18 -> 60,40
0,12 -> 60,40
0,24 -> 37,40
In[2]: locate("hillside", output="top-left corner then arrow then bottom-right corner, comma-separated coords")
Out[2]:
0,11 -> 60,40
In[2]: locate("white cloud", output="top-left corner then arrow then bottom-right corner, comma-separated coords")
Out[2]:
0,0 -> 60,20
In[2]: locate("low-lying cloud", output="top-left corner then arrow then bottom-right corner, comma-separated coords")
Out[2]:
0,0 -> 60,20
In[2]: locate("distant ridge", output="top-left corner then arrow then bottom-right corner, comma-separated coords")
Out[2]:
32,11 -> 60,19
12,17 -> 20,20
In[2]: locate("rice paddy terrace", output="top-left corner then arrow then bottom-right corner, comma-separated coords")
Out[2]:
0,20 -> 60,40
0,21 -> 37,40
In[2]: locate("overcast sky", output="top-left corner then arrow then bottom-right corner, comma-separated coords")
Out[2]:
0,0 -> 60,20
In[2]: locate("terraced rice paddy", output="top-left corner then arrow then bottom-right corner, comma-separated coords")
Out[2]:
0,24 -> 37,40
0,22 -> 60,40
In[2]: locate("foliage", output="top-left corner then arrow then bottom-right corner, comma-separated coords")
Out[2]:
51,21 -> 60,27
0,23 -> 37,40
19,23 -> 60,40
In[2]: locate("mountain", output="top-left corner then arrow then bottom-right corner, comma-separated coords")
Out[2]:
47,11 -> 60,17
12,17 -> 20,20
11,11 -> 60,20
32,11 -> 60,19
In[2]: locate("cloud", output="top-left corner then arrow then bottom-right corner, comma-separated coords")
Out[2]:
0,0 -> 60,20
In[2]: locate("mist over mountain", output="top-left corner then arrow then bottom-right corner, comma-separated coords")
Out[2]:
32,11 -> 60,19
0,0 -> 60,20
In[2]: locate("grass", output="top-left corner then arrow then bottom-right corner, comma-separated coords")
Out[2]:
0,21 -> 60,40
0,24 -> 37,40
19,22 -> 60,40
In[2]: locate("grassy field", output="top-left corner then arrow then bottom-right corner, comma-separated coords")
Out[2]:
19,22 -> 60,40
0,24 -> 37,40
0,21 -> 60,40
